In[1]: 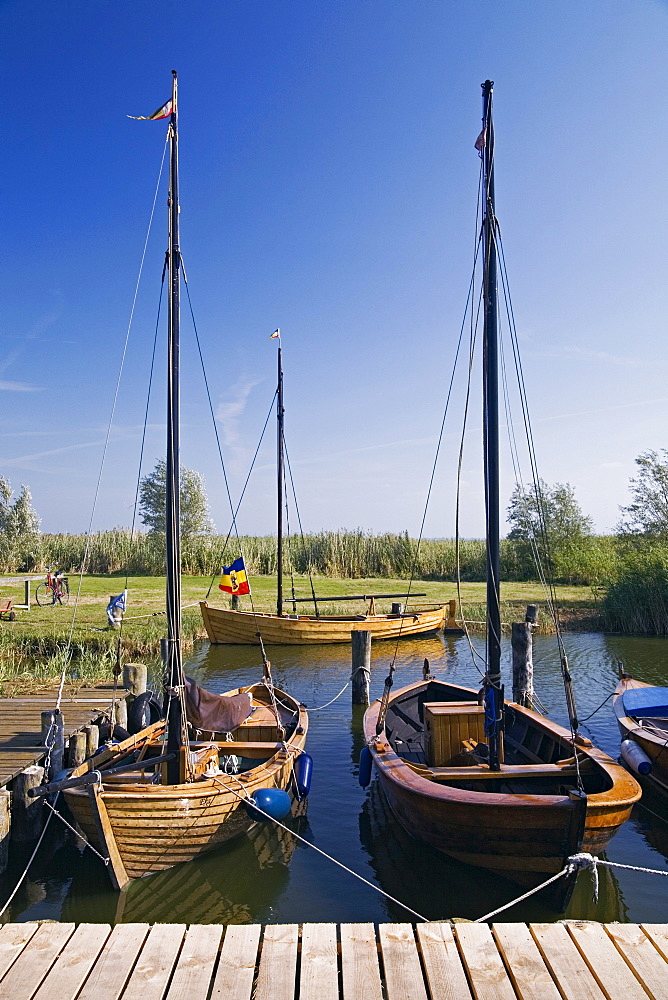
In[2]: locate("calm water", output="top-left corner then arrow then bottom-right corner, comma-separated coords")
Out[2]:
2,631 -> 668,924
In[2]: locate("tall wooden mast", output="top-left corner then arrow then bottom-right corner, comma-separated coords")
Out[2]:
276,338 -> 284,617
481,79 -> 504,770
165,70 -> 185,784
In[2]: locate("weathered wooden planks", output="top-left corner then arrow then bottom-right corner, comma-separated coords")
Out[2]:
0,920 -> 666,999
0,685 -> 124,788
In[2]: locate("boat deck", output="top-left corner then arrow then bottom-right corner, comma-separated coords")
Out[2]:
0,919 -> 665,1000
0,685 -> 122,787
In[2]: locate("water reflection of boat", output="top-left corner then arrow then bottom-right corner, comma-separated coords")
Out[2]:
60,808 -> 306,925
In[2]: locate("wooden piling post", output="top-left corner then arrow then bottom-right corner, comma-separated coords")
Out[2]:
391,602 -> 404,616
231,594 -> 240,610
123,663 -> 148,698
113,696 -> 128,731
40,709 -> 64,780
11,765 -> 45,842
83,724 -> 99,758
68,731 -> 87,768
0,790 -> 10,874
512,605 -> 537,708
445,599 -> 458,629
351,631 -> 371,706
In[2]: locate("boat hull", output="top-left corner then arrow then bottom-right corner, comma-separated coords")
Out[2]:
364,679 -> 640,901
63,685 -> 307,885
200,602 -> 446,644
614,675 -> 668,793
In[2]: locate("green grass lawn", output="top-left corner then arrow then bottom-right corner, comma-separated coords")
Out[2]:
0,572 -> 601,695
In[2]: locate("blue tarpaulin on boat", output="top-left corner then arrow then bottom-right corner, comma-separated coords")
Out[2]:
622,687 -> 668,718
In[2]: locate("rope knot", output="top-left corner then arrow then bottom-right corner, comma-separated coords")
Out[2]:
567,852 -> 596,871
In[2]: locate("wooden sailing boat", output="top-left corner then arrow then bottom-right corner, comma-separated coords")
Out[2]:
33,73 -> 308,889
614,673 -> 668,793
364,81 -> 640,910
200,336 -> 447,645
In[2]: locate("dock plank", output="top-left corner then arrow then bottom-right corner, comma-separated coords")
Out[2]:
605,923 -> 668,1000
454,923 -> 517,1000
340,923 -> 383,1000
32,923 -> 110,1000
165,923 -> 223,1000
255,924 -> 298,1000
0,922 -> 39,981
209,924 -> 260,1000
641,924 -> 668,964
379,923 -> 428,1000
300,923 -> 338,1000
530,923 -> 606,1000
121,923 -> 185,1000
0,921 -> 75,1000
567,920 -> 651,1000
77,923 -> 150,1000
416,922 -> 473,1000
493,923 -> 562,1000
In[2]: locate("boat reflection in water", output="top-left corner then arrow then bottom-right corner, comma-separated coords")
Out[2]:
359,779 -> 626,923
59,804 -> 306,925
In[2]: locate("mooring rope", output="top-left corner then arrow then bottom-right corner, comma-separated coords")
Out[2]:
0,800 -> 56,918
214,776 -> 427,922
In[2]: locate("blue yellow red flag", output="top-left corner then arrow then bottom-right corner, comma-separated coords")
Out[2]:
128,99 -> 173,121
270,329 -> 280,339
219,557 -> 250,596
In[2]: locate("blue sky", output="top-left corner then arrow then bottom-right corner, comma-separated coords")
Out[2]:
2,0 -> 667,537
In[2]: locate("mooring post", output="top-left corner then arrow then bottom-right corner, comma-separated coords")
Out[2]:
445,599 -> 458,629
83,724 -> 99,758
11,765 -> 45,842
68,731 -> 87,768
0,790 -> 10,874
351,630 -> 371,705
512,604 -> 537,707
231,594 -> 240,610
391,602 -> 404,616
41,709 -> 64,779
123,663 -> 148,698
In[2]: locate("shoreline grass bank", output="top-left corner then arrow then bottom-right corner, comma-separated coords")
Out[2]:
0,574 -> 601,696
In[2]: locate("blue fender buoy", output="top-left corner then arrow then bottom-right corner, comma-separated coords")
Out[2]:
359,746 -> 373,788
245,787 -> 292,822
294,753 -> 313,800
621,739 -> 653,776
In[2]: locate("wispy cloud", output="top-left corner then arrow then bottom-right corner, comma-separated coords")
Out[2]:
0,440 -> 105,471
0,380 -> 41,392
216,376 -> 264,451
530,344 -> 645,368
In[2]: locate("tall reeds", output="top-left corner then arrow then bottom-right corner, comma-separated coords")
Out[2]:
22,529 -> 616,584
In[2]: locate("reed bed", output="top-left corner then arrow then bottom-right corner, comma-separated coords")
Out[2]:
18,530 -> 617,585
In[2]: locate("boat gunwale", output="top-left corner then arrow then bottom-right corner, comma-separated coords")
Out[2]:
365,677 -> 641,812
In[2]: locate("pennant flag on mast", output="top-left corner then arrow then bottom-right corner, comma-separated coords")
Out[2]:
270,329 -> 280,339
219,557 -> 250,596
128,99 -> 173,121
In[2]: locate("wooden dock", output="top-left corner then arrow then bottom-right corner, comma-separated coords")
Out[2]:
0,685 -> 121,787
0,920 -> 666,1000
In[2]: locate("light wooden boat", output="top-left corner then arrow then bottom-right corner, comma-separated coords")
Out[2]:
365,677 -> 640,907
63,682 -> 307,888
614,674 -> 668,793
200,600 -> 447,645
363,81 -> 641,912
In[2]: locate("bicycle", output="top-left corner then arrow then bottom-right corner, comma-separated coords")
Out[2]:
35,568 -> 70,607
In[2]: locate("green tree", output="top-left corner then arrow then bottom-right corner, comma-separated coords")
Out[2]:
0,478 -> 41,571
506,480 -> 593,582
138,460 -> 214,537
618,450 -> 668,537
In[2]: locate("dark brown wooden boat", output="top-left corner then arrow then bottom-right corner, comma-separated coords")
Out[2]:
614,674 -> 668,793
364,676 -> 639,906
363,81 -> 641,911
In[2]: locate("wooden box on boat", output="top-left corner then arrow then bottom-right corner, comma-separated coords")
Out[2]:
424,701 -> 486,766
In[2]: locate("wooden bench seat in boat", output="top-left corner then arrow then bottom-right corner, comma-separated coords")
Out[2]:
403,758 -> 595,782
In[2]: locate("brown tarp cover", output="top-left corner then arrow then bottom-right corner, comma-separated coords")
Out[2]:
184,676 -> 253,733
